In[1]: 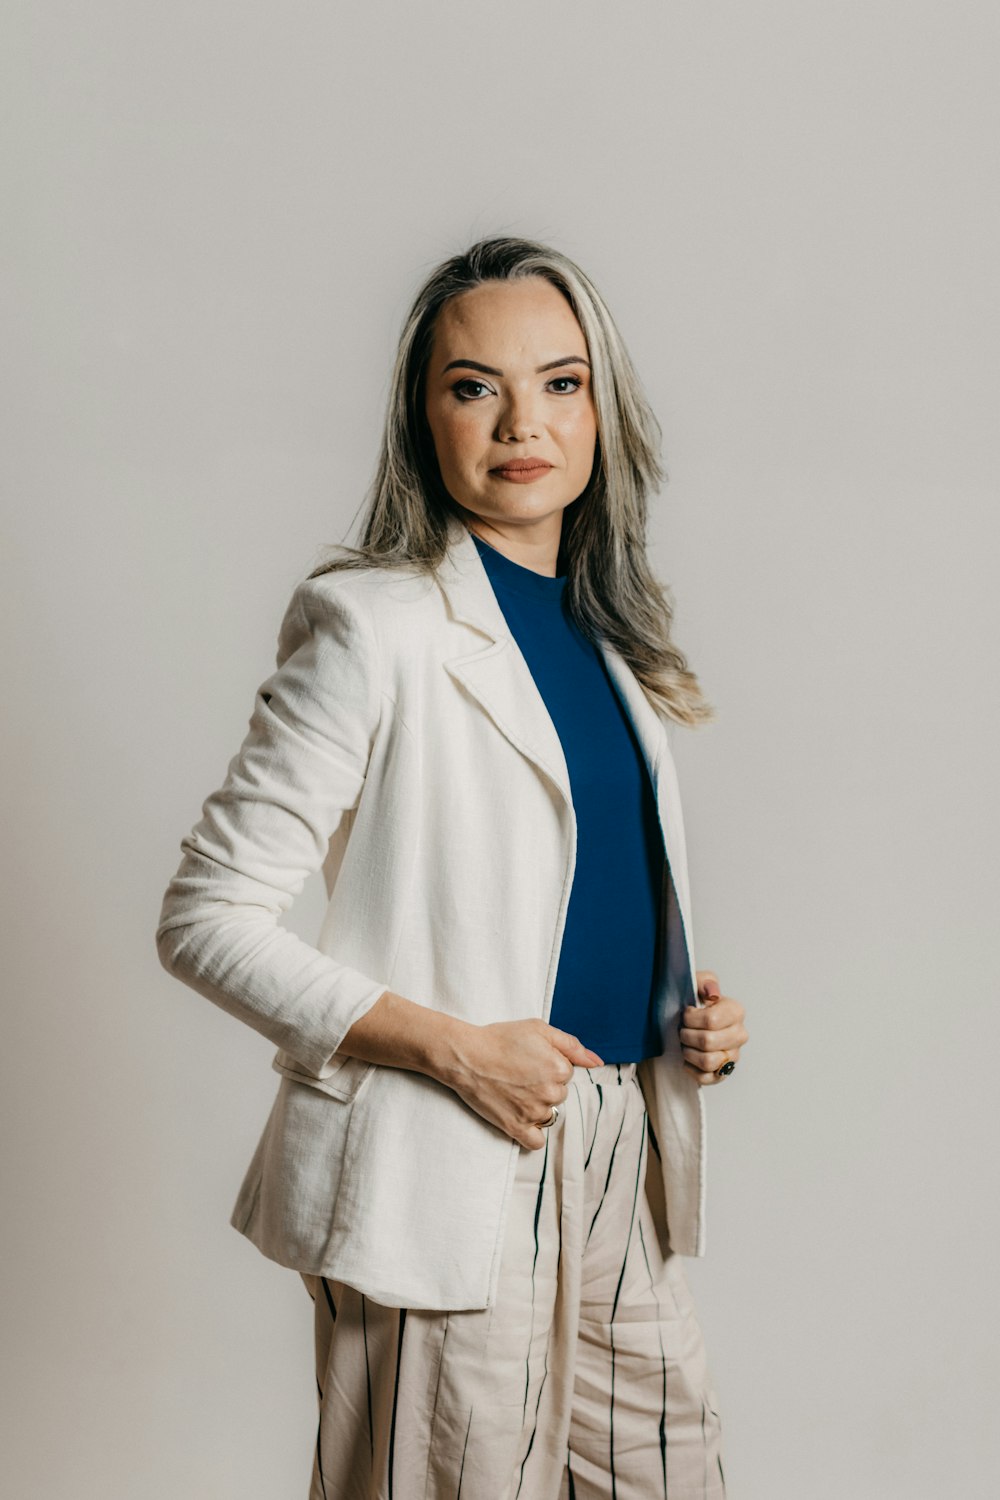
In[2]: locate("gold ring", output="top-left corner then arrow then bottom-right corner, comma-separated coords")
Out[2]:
714,1051 -> 737,1078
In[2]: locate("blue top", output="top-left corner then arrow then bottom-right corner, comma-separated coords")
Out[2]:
472,531 -> 665,1062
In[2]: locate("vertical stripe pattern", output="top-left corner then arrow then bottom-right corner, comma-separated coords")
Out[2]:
300,1062 -> 725,1499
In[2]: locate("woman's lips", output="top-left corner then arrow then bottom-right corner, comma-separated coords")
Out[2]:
491,461 -> 552,484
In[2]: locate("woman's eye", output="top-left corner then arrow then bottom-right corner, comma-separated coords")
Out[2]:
451,374 -> 583,401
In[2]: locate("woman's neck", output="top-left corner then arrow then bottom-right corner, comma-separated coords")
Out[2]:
463,515 -> 564,578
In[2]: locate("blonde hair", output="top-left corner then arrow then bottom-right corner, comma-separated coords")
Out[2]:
309,234 -> 712,726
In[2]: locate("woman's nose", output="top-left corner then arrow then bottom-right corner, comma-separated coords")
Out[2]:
495,392 -> 541,443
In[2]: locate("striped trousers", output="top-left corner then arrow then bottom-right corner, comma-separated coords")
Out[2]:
300,1062 -> 726,1499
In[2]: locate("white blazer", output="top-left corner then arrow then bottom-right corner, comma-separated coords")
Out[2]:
155,511 -> 708,1311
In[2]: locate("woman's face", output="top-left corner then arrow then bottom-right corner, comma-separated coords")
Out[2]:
422,276 -> 598,548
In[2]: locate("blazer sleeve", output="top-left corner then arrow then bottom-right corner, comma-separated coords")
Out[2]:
154,572 -> 390,1078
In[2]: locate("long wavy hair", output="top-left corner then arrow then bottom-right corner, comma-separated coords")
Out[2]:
308,235 -> 712,726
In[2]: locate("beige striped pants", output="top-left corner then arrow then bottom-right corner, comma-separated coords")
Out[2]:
300,1062 -> 726,1499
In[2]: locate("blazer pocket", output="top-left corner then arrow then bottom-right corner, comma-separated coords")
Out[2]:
270,1049 -> 374,1101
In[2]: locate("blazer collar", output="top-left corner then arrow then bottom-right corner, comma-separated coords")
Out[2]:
434,512 -> 668,810
434,511 -> 521,641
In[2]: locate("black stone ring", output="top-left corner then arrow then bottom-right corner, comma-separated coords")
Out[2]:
714,1054 -> 737,1078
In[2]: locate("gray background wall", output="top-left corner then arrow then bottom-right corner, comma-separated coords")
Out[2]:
3,3 -> 998,1496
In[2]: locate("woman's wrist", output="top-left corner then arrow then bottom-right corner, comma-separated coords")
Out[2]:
421,1010 -> 478,1089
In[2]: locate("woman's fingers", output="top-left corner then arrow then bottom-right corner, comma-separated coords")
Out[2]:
682,997 -> 746,1043
678,1021 -> 748,1053
683,1057 -> 737,1085
685,993 -> 744,1026
681,1044 -> 739,1074
682,979 -> 747,1085
547,1027 -> 604,1068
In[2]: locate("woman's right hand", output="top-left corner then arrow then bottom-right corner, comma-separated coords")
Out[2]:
435,1018 -> 604,1150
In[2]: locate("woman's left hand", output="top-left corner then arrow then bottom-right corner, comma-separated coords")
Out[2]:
680,971 -> 748,1085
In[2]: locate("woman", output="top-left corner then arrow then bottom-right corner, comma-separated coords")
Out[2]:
156,234 -> 748,1499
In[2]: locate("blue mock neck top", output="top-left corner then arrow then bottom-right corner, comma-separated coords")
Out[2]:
471,531 -> 665,1062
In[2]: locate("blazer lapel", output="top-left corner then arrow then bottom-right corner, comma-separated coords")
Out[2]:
598,640 -> 698,1004
435,515 -> 573,808
597,642 -> 681,893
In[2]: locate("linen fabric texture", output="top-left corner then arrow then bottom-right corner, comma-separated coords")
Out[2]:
301,1063 -> 725,1500
155,513 -> 708,1312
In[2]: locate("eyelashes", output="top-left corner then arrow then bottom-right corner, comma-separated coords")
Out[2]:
451,375 -> 583,401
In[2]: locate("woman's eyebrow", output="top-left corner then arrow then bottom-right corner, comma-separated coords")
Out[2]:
441,356 -> 591,376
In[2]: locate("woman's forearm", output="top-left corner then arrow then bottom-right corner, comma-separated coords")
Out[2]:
338,989 -> 469,1083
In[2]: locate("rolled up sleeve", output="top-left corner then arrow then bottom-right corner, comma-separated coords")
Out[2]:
154,573 -> 390,1077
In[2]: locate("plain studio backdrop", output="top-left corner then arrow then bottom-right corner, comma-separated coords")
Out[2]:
3,3 -> 998,1496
